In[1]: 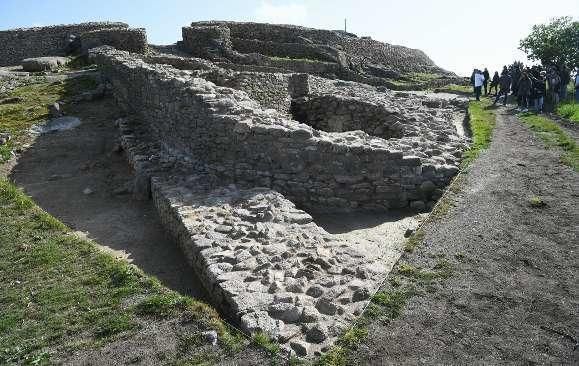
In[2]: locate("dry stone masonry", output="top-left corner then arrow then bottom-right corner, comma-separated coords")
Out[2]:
1,19 -> 471,357
88,33 -> 469,355
0,22 -> 148,66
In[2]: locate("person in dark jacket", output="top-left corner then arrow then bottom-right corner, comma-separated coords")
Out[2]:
493,69 -> 511,106
510,65 -> 521,101
517,70 -> 533,111
531,71 -> 547,113
489,71 -> 500,96
483,68 -> 490,95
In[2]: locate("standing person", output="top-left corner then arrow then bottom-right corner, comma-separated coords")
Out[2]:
489,71 -> 500,96
575,67 -> 579,102
510,65 -> 521,103
470,69 -> 477,94
483,68 -> 490,95
546,66 -> 561,109
558,64 -> 570,101
532,71 -> 546,113
517,70 -> 532,112
493,69 -> 512,106
474,69 -> 485,101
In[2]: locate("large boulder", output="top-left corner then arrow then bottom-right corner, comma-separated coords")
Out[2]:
21,57 -> 69,72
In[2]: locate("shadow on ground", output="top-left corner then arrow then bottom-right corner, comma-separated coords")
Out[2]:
9,97 -> 208,300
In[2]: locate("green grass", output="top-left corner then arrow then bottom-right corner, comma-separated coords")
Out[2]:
0,76 -> 97,162
519,112 -> 579,171
461,99 -> 497,168
251,332 -> 281,356
528,195 -> 546,208
434,84 -> 472,95
0,78 -> 247,364
556,101 -> 579,123
404,229 -> 425,253
0,177 -> 244,364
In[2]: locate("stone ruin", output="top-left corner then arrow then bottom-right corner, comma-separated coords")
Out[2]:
1,21 -> 470,357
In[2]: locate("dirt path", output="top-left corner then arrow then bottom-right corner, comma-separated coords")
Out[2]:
351,109 -> 578,364
9,98 -> 208,300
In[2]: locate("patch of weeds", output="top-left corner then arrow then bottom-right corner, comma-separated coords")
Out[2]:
135,293 -> 189,317
404,229 -> 425,252
431,197 -> 453,219
556,101 -> 579,122
370,290 -> 410,320
0,76 -> 99,163
252,331 -> 280,356
171,351 -> 220,366
528,195 -> 546,208
461,99 -> 496,168
398,260 -> 453,282
519,112 -> 578,171
94,313 -> 137,339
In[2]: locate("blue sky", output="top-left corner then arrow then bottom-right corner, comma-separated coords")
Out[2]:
1,0 -> 577,76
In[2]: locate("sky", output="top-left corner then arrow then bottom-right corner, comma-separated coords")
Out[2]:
0,0 -> 577,76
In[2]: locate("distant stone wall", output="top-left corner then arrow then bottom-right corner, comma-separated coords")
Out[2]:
92,47 -> 459,212
231,39 -> 337,63
0,22 -> 128,66
182,26 -> 231,57
191,21 -> 440,73
80,27 -> 148,54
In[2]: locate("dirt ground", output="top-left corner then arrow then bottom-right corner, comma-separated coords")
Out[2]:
8,98 -> 208,300
350,109 -> 578,364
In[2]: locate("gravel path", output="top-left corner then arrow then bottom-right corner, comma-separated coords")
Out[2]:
351,109 -> 578,364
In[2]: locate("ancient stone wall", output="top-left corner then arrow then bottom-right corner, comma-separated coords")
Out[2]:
0,22 -> 128,66
91,47 -> 459,212
181,26 -> 232,57
291,95 -> 405,140
191,21 -> 440,73
231,39 -> 337,63
80,27 -> 148,54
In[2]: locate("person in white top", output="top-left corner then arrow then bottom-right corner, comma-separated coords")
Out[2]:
474,70 -> 485,101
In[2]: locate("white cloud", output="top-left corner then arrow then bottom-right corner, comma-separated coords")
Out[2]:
254,1 -> 307,25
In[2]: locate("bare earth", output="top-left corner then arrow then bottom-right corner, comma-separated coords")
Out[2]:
9,98 -> 208,300
350,109 -> 579,364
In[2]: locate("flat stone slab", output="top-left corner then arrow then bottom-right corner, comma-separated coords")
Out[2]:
151,176 -> 394,356
33,116 -> 81,134
21,56 -> 69,72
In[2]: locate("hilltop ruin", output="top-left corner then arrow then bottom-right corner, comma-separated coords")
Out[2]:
0,21 -> 470,357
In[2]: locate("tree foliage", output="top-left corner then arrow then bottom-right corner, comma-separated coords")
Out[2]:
519,16 -> 579,67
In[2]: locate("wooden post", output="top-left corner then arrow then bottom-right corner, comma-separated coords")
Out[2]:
344,18 -> 347,32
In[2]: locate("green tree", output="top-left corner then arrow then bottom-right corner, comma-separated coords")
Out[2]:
519,16 -> 579,67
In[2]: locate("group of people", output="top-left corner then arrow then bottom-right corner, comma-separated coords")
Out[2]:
470,63 -> 578,113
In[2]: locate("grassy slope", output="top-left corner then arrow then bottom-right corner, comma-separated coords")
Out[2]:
0,76 -> 249,365
311,99 -> 497,366
556,101 -> 579,123
519,112 -> 578,171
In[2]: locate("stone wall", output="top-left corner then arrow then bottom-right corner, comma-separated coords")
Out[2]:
80,27 -> 148,54
291,95 -> 405,140
231,39 -> 337,63
91,47 -> 460,213
190,21 -> 441,73
181,26 -> 232,57
0,22 -> 128,66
